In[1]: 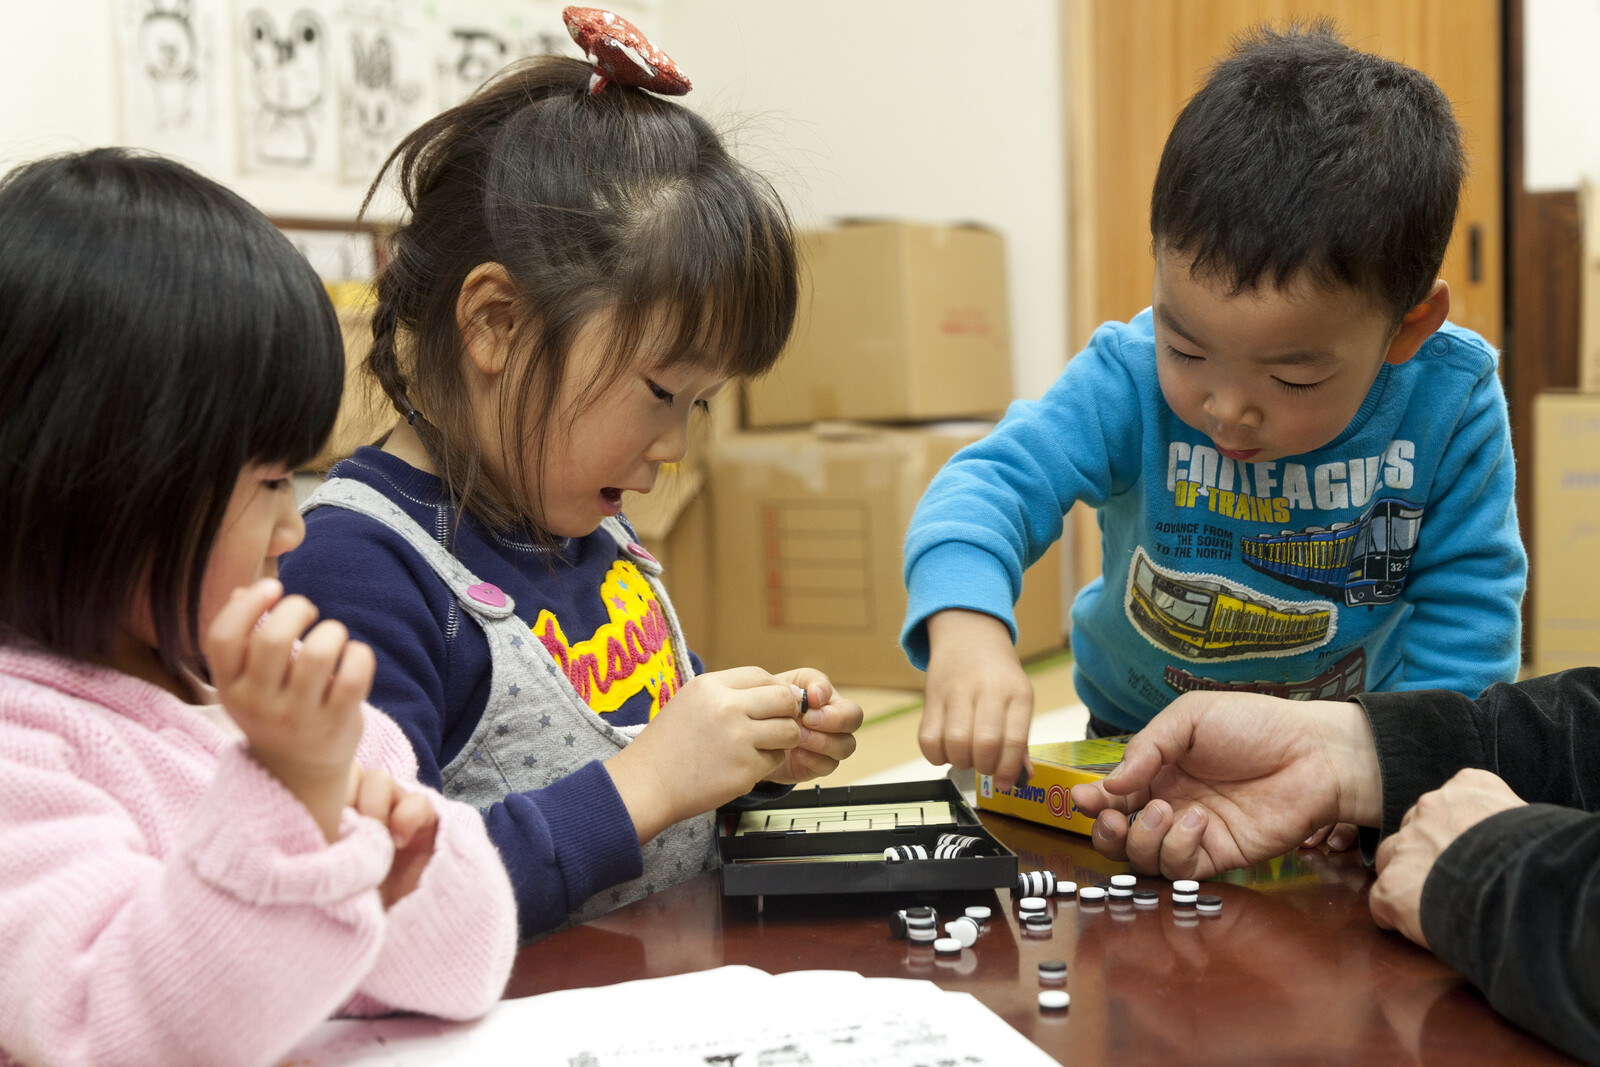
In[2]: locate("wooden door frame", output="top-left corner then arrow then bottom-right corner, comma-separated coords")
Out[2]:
1504,0 -> 1582,663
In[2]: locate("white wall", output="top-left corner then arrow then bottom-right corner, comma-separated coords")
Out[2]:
1526,0 -> 1600,191
663,0 -> 1069,401
0,1 -> 1069,402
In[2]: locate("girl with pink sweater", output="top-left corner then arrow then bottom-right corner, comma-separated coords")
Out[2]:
0,149 -> 518,1067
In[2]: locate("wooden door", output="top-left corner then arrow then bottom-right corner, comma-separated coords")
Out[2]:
1066,0 -> 1502,349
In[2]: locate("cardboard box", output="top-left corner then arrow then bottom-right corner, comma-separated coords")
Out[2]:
1534,392 -> 1600,673
622,457 -> 715,663
707,422 -> 1064,687
975,736 -> 1130,836
744,221 -> 1013,427
1581,182 -> 1600,393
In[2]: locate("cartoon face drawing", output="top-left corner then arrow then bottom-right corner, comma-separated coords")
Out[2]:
348,31 -> 401,138
245,7 -> 327,167
451,28 -> 508,86
246,8 -> 326,116
139,0 -> 197,83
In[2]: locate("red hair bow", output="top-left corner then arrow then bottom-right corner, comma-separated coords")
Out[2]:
562,7 -> 691,96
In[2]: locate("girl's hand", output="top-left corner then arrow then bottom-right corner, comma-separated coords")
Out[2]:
204,578 -> 374,842
348,764 -> 440,908
766,668 -> 863,784
606,666 -> 805,843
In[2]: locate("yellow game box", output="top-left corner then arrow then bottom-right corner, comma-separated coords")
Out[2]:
975,735 -> 1132,836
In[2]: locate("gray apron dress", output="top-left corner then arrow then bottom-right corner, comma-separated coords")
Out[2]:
303,478 -> 718,930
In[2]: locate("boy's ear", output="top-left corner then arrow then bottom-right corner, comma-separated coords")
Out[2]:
456,262 -> 520,377
1383,280 -> 1450,366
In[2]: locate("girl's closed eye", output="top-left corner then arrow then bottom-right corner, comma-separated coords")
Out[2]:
646,379 -> 675,405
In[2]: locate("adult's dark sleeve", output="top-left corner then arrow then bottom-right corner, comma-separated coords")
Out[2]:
1353,668 -> 1600,1064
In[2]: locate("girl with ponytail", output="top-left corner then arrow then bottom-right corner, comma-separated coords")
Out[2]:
281,45 -> 862,939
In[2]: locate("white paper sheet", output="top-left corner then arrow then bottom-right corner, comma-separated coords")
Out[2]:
280,966 -> 1062,1067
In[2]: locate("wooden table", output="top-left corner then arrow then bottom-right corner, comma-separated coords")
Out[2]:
508,811 -> 1579,1066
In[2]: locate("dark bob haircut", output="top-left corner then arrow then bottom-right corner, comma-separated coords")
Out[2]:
1150,22 -> 1463,322
0,148 -> 343,674
363,55 -> 798,538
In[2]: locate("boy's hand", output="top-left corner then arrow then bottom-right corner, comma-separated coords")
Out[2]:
921,610 -> 1033,792
607,667 -> 804,843
1369,768 -> 1525,948
204,578 -> 374,842
1068,690 -> 1383,879
765,668 -> 864,784
348,764 -> 440,908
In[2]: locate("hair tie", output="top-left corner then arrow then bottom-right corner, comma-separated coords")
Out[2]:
404,406 -> 421,425
562,7 -> 691,96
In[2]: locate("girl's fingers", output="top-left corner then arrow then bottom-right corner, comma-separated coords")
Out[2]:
346,761 -> 363,807
325,639 -> 375,712
355,766 -> 400,822
801,699 -> 864,736
748,715 -> 804,752
742,683 -> 816,721
243,595 -> 320,692
286,618 -> 349,711
388,792 -> 437,849
204,579 -> 283,683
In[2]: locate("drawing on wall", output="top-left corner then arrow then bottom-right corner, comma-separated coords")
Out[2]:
238,0 -> 337,176
429,0 -> 578,109
336,1 -> 425,183
115,0 -> 229,168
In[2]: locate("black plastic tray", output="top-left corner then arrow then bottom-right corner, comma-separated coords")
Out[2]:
717,778 -> 1018,897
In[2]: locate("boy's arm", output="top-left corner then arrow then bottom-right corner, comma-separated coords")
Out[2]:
900,325 -> 1146,666
1391,360 -> 1524,693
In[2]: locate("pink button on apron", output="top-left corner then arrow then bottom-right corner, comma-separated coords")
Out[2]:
625,542 -> 658,564
466,582 -> 507,607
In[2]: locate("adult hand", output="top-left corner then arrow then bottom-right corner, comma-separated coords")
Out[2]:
348,764 -> 440,908
205,579 -> 374,841
1370,768 -> 1526,948
920,609 -> 1034,792
765,668 -> 863,784
1068,690 -> 1383,878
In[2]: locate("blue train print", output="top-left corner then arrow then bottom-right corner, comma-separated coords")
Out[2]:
1240,497 -> 1423,607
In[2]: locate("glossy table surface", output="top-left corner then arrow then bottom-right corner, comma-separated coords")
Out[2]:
507,811 -> 1578,1066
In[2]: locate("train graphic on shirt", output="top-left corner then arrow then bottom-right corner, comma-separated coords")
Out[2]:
1126,547 -> 1334,661
1240,496 -> 1424,607
1164,647 -> 1367,701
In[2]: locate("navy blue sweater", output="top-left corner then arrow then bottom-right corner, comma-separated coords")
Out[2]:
281,448 -> 704,936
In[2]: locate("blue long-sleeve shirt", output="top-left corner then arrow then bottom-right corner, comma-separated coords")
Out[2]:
903,309 -> 1526,729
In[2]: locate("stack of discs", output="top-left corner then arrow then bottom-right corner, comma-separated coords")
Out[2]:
1037,959 -> 1067,984
1056,879 -> 1078,900
1133,889 -> 1159,908
1022,912 -> 1053,935
1015,869 -> 1057,897
944,916 -> 980,947
934,833 -> 983,858
905,907 -> 939,943
1196,894 -> 1223,914
1109,873 -> 1137,900
1078,885 -> 1107,904
1172,879 -> 1200,906
883,844 -> 930,863
1017,895 -> 1049,917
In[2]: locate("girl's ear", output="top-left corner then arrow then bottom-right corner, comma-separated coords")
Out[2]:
456,262 -> 521,377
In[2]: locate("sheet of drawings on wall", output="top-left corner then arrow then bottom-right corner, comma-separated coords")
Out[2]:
335,0 -> 426,183
428,0 -> 582,110
236,0 -> 340,176
115,0 -> 231,173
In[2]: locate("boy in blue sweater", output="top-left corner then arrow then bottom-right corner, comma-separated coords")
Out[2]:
901,25 -> 1525,820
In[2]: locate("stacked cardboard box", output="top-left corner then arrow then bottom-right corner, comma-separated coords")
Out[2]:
1533,393 -> 1600,674
687,220 -> 1065,687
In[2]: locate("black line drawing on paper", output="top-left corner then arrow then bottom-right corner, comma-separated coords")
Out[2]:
244,7 -> 328,168
341,21 -> 421,180
137,0 -> 200,128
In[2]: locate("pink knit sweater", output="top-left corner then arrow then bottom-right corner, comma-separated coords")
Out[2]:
0,645 -> 518,1067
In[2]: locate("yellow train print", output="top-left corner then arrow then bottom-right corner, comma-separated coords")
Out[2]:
1127,548 -> 1333,659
